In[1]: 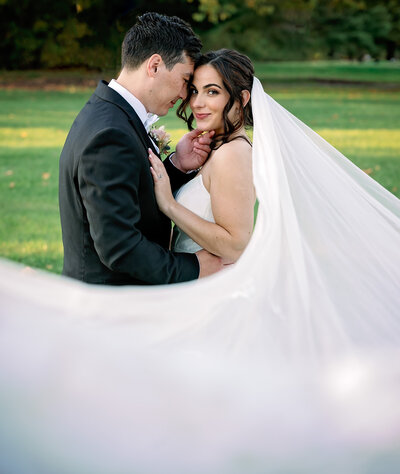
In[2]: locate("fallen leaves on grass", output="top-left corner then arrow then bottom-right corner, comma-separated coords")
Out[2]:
21,266 -> 35,275
363,165 -> 381,175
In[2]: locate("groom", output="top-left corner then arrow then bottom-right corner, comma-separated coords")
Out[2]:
59,12 -> 222,285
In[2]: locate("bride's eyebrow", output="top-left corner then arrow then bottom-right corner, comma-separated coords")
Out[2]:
203,83 -> 222,89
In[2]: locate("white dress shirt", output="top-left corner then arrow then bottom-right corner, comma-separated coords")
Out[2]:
108,79 -> 160,153
108,79 -> 158,132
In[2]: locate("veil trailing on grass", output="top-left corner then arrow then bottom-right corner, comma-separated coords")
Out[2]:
1,78 -> 400,473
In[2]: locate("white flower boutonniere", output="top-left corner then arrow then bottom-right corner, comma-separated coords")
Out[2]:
149,125 -> 171,156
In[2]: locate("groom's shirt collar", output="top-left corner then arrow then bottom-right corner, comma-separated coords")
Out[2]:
108,79 -> 158,132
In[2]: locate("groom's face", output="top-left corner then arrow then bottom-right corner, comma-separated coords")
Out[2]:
150,53 -> 194,116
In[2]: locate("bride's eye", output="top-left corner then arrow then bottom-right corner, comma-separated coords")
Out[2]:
207,89 -> 219,96
190,87 -> 198,95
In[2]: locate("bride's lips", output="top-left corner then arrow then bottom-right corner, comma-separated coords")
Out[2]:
194,113 -> 210,120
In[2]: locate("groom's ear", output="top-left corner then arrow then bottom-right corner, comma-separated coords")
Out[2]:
241,90 -> 250,108
147,54 -> 163,77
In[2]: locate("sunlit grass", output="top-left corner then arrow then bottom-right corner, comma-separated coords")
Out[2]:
318,129 -> 400,155
0,128 -> 67,147
1,240 -> 63,273
1,66 -> 399,273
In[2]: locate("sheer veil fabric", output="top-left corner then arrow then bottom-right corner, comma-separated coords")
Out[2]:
1,78 -> 400,472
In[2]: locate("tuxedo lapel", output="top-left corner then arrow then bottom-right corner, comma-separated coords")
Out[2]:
144,129 -> 160,157
94,80 -> 160,157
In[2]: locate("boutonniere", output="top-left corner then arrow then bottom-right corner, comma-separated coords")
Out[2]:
149,125 -> 171,156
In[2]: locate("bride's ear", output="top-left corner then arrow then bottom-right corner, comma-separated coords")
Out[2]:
241,90 -> 250,108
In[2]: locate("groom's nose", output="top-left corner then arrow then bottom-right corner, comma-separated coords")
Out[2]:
179,83 -> 188,100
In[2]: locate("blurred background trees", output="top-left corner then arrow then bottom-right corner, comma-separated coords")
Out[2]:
1,0 -> 399,70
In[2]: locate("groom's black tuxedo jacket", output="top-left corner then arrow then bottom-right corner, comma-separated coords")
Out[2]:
59,80 -> 199,285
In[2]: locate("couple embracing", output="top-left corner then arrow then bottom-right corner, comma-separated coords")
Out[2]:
59,12 -> 255,285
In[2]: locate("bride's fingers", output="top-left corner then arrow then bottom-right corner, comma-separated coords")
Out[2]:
148,148 -> 157,163
148,150 -> 161,173
149,165 -> 163,183
148,150 -> 167,182
148,149 -> 164,167
149,166 -> 158,181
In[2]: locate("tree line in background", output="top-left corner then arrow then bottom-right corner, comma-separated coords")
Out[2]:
1,0 -> 399,70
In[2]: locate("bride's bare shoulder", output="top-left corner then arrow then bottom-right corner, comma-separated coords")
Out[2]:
205,138 -> 253,190
211,138 -> 252,167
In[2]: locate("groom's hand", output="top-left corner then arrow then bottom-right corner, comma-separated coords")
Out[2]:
196,249 -> 223,278
172,129 -> 215,173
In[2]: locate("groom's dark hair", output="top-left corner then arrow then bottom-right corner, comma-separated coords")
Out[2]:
122,12 -> 202,71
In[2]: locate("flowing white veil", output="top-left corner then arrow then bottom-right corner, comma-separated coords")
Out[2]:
1,78 -> 400,473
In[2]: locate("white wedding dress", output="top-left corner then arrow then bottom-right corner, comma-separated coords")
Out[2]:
1,78 -> 400,473
172,173 -> 215,253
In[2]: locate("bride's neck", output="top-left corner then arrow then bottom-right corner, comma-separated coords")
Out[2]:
213,126 -> 248,145
229,126 -> 247,141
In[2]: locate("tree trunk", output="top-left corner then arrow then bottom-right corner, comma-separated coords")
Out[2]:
386,40 -> 396,60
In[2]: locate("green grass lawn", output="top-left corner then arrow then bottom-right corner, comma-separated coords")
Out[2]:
1,62 -> 399,273
254,60 -> 400,84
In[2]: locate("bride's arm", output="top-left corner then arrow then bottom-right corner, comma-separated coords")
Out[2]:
149,142 -> 255,263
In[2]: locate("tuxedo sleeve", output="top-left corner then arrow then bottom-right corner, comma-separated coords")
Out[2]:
78,127 -> 199,284
163,154 -> 197,192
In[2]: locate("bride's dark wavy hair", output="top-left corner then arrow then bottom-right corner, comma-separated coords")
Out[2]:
177,49 -> 254,149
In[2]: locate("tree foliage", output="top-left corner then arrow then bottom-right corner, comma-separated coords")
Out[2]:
0,0 -> 196,69
0,0 -> 399,70
195,0 -> 400,60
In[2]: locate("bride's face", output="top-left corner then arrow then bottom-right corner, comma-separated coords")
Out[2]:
189,64 -> 235,135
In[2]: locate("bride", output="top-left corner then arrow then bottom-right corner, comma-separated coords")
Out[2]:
1,49 -> 400,473
149,49 -> 256,263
